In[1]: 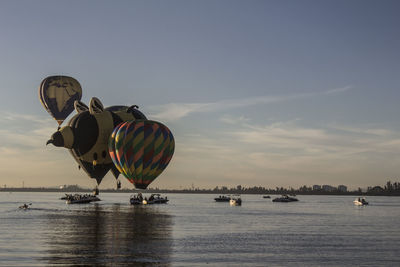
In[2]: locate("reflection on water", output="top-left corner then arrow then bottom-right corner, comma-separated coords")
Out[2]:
42,204 -> 173,266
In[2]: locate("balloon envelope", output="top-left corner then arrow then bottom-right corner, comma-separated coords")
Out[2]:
109,120 -> 174,189
39,76 -> 82,125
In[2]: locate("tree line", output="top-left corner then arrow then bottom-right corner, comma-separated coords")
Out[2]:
2,181 -> 400,196
147,180 -> 400,196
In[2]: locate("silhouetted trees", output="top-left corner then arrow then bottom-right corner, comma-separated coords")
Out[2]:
2,180 -> 400,196
160,180 -> 400,196
149,180 -> 400,195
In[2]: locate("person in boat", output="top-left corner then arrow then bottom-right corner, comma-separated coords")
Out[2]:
20,203 -> 30,209
149,194 -> 155,201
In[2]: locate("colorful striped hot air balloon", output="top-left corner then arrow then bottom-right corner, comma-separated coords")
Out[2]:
109,120 -> 175,189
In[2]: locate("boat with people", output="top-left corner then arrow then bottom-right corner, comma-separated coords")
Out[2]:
65,194 -> 101,204
354,197 -> 369,206
149,194 -> 169,204
130,193 -> 169,205
130,193 -> 143,205
214,195 -> 231,202
263,195 -> 271,199
229,195 -> 242,206
272,195 -> 299,202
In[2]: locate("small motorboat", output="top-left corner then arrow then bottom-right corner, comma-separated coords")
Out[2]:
263,195 -> 271,199
272,195 -> 299,202
149,194 -> 169,204
65,194 -> 101,204
130,193 -> 169,205
354,197 -> 368,206
214,195 -> 231,202
229,195 -> 242,206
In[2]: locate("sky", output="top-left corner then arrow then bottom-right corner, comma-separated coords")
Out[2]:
0,0 -> 399,190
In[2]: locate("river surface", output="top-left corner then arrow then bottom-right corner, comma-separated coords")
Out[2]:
0,192 -> 399,266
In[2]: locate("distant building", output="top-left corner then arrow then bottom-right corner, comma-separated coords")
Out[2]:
313,185 -> 321,191
322,185 -> 336,192
338,185 -> 347,192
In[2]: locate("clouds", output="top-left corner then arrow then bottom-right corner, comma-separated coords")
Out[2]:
142,84 -> 400,189
224,114 -> 400,158
212,117 -> 400,186
0,86 -> 398,189
165,107 -> 400,188
0,112 -> 55,150
149,86 -> 353,122
0,112 -> 88,188
0,0 -> 398,191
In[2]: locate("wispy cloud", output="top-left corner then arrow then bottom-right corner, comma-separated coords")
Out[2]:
194,117 -> 400,186
325,86 -> 353,95
218,117 -> 400,174
0,112 -> 56,150
0,112 -> 50,124
0,111 -> 84,187
230,119 -> 400,154
220,115 -> 251,125
327,124 -> 393,137
149,86 -> 353,121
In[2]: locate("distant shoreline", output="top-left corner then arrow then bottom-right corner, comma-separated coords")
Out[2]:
1,187 -> 399,196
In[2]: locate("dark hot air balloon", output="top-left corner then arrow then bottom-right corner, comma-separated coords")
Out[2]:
39,76 -> 82,126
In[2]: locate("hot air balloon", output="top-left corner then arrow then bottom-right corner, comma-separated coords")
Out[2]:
46,97 -> 147,187
109,120 -> 174,189
39,76 -> 82,126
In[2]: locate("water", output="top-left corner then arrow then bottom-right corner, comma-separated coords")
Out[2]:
0,193 -> 399,266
